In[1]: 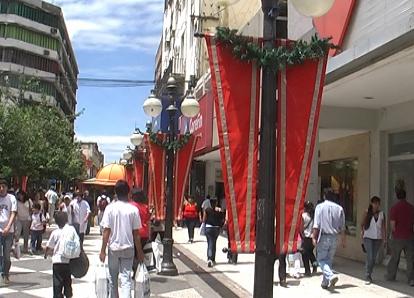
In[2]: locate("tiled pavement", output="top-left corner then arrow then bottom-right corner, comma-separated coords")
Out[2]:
2,226 -> 221,298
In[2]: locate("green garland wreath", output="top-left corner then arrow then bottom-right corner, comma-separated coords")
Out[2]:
215,27 -> 338,69
149,131 -> 192,151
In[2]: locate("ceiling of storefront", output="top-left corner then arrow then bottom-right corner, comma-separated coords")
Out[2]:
323,44 -> 414,109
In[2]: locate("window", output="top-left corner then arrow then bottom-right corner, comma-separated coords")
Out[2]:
319,158 -> 358,235
389,130 -> 414,157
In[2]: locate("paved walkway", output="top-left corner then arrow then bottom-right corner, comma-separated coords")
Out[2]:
2,226 -> 220,298
173,226 -> 414,298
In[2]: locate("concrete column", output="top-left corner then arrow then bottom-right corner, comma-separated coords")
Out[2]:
306,131 -> 320,204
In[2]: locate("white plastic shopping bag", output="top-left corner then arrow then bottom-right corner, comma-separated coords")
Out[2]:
151,238 -> 163,273
135,263 -> 150,298
199,222 -> 206,236
143,242 -> 154,268
95,262 -> 109,298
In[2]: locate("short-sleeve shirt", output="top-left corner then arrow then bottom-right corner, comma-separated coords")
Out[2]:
130,201 -> 150,239
313,200 -> 345,237
302,212 -> 314,238
390,200 -> 414,240
46,227 -> 70,264
101,200 -> 141,251
201,199 -> 212,211
0,193 -> 18,233
45,189 -> 58,205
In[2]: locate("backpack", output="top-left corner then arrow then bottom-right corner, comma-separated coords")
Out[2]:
98,197 -> 109,212
61,225 -> 81,259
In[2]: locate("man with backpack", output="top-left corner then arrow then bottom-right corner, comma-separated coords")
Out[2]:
45,211 -> 80,298
96,191 -> 110,235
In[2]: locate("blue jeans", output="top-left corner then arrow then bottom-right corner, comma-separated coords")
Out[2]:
364,238 -> 382,278
317,234 -> 337,286
205,227 -> 220,262
30,230 -> 43,251
108,248 -> 134,298
0,233 -> 13,277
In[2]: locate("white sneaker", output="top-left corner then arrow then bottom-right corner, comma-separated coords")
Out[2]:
328,276 -> 339,288
207,260 -> 213,268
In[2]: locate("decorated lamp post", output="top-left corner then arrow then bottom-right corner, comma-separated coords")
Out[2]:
254,1 -> 336,297
143,75 -> 200,276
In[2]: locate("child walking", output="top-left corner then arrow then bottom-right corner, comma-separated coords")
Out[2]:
45,211 -> 77,298
30,202 -> 46,254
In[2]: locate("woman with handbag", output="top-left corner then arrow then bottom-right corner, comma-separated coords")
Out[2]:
300,201 -> 317,277
361,196 -> 386,284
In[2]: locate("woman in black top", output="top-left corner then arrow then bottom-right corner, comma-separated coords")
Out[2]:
203,198 -> 224,267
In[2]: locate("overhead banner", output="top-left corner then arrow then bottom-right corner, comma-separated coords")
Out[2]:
173,135 -> 198,220
148,133 -> 167,220
125,166 -> 134,190
205,35 -> 260,253
276,41 -> 328,254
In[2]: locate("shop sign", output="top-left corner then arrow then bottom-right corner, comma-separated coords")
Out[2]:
179,90 -> 213,153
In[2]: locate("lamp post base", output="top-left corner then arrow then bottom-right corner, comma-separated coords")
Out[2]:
158,262 -> 178,276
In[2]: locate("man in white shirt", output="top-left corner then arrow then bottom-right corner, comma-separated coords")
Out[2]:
100,180 -> 144,298
45,186 -> 58,224
0,179 -> 17,285
69,192 -> 91,250
96,191 -> 111,235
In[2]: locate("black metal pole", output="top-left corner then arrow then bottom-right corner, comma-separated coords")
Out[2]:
159,77 -> 178,276
254,1 -> 279,297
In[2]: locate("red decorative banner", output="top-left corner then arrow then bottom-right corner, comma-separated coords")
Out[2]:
173,135 -> 198,220
205,35 -> 260,253
275,41 -> 328,254
125,165 -> 134,190
148,133 -> 167,220
133,150 -> 145,189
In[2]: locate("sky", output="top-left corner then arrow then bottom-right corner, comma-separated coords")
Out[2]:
52,0 -> 164,164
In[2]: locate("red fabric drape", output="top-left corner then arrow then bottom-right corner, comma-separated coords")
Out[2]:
173,135 -> 198,220
125,166 -> 134,190
148,133 -> 167,220
275,41 -> 328,254
205,35 -> 260,253
21,176 -> 28,192
133,151 -> 145,189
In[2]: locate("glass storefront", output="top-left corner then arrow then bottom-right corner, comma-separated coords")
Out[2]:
319,158 -> 358,235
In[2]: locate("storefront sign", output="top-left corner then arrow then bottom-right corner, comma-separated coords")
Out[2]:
179,90 -> 213,153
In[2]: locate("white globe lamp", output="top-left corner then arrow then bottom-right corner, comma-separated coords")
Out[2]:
120,159 -> 128,166
122,149 -> 132,161
143,90 -> 162,117
130,131 -> 144,147
291,0 -> 335,17
181,92 -> 200,118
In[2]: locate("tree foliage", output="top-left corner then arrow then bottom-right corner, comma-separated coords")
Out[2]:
0,75 -> 86,181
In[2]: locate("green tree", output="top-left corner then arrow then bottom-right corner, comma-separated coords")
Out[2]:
0,74 -> 86,181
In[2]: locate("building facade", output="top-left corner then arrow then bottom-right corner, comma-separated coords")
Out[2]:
80,142 -> 104,180
154,0 -> 414,264
0,0 -> 78,116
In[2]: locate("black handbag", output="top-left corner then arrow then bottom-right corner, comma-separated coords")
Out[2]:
69,250 -> 89,278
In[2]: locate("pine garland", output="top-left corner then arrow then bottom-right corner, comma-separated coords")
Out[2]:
215,27 -> 337,69
149,132 -> 192,151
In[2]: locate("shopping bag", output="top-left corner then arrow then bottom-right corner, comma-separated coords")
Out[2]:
199,222 -> 206,236
135,263 -> 150,298
12,241 -> 21,259
95,262 -> 109,298
143,242 -> 154,268
151,237 -> 163,273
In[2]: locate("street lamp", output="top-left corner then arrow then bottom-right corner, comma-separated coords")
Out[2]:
122,149 -> 133,161
120,159 -> 128,166
143,75 -> 199,276
291,0 -> 335,17
254,1 -> 335,297
130,130 -> 144,147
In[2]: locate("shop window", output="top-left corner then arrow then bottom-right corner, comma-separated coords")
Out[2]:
389,130 -> 414,157
319,158 -> 358,235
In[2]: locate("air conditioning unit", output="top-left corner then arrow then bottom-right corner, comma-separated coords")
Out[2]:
44,49 -> 50,56
50,27 -> 58,34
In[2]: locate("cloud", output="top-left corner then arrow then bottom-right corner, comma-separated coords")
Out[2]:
52,0 -> 163,51
75,134 -> 131,164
